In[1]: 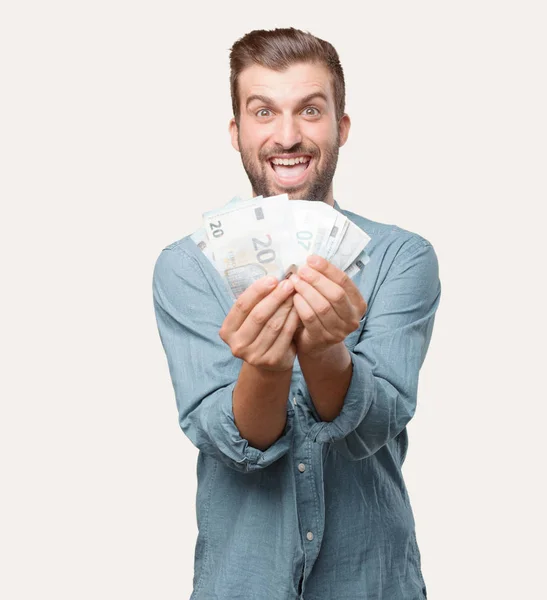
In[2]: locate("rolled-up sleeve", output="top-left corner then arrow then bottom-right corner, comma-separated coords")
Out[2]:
310,238 -> 441,461
152,245 -> 294,473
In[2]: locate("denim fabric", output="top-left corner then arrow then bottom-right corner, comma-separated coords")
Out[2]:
152,200 -> 441,599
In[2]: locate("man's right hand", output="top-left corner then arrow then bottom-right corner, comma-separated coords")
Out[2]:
219,276 -> 300,372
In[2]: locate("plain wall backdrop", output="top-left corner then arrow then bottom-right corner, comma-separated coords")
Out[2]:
1,1 -> 545,598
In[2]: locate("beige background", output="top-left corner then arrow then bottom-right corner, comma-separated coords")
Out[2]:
1,1 -> 545,598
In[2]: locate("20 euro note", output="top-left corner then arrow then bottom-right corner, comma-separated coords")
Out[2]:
346,249 -> 371,278
290,199 -> 338,264
329,218 -> 371,272
190,195 -> 246,263
291,200 -> 370,274
203,194 -> 300,299
295,200 -> 349,262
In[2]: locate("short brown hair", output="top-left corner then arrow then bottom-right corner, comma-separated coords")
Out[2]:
229,28 -> 346,126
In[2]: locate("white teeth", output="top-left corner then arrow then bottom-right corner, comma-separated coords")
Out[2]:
270,156 -> 310,166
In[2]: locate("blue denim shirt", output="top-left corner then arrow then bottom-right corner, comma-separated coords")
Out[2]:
152,200 -> 441,599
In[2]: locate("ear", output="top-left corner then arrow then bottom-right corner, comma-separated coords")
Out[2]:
338,113 -> 351,147
229,117 -> 240,152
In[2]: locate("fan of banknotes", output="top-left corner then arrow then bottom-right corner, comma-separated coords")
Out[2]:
190,194 -> 371,300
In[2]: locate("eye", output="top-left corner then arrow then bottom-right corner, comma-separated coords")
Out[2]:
256,109 -> 272,118
302,107 -> 320,117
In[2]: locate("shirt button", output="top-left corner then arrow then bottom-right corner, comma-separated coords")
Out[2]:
306,531 -> 314,541
292,396 -> 297,406
298,463 -> 306,472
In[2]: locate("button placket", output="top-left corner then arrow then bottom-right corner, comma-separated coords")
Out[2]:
293,431 -> 323,579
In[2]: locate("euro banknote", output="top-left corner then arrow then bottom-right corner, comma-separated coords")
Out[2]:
192,194 -> 371,299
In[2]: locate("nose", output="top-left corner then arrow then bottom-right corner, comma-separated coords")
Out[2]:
272,114 -> 302,149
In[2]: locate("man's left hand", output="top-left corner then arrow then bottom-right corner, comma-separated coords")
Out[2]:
289,255 -> 367,357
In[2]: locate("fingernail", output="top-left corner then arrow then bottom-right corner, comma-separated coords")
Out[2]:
265,276 -> 277,287
289,273 -> 300,284
281,279 -> 293,291
307,255 -> 321,266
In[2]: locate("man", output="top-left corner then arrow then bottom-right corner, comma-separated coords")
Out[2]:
153,27 -> 441,599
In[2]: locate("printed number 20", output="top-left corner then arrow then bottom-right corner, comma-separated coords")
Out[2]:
297,230 -> 313,250
253,234 -> 275,263
209,220 -> 223,238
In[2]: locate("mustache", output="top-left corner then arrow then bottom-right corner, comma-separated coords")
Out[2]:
260,146 -> 316,160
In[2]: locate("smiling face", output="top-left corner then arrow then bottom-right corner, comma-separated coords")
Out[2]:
229,62 -> 350,206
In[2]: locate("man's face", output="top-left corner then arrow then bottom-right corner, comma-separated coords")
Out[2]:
229,62 -> 350,206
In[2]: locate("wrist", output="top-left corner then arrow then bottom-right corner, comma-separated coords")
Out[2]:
244,360 -> 294,377
298,340 -> 347,360
298,342 -> 351,372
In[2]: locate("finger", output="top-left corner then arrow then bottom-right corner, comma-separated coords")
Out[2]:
305,255 -> 367,318
235,278 -> 295,346
261,304 -> 301,359
293,265 -> 354,322
290,274 -> 346,333
292,292 -> 333,341
221,275 -> 278,336
249,294 -> 295,356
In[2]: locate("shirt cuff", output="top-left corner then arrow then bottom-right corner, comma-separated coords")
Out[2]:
210,381 -> 295,473
306,350 -> 375,445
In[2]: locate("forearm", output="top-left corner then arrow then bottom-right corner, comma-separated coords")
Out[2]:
298,342 -> 353,422
233,361 -> 293,451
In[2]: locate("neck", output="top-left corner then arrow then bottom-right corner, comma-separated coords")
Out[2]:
250,186 -> 335,206
323,188 -> 335,207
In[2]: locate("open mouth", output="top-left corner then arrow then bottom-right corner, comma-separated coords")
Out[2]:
268,155 -> 312,187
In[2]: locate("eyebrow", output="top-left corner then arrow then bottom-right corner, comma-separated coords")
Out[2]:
245,92 -> 329,110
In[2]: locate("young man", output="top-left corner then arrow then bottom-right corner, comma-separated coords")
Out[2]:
153,28 -> 441,599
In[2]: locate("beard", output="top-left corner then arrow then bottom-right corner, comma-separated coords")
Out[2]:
238,130 -> 340,203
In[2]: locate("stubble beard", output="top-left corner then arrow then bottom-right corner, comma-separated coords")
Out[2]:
238,130 -> 341,203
